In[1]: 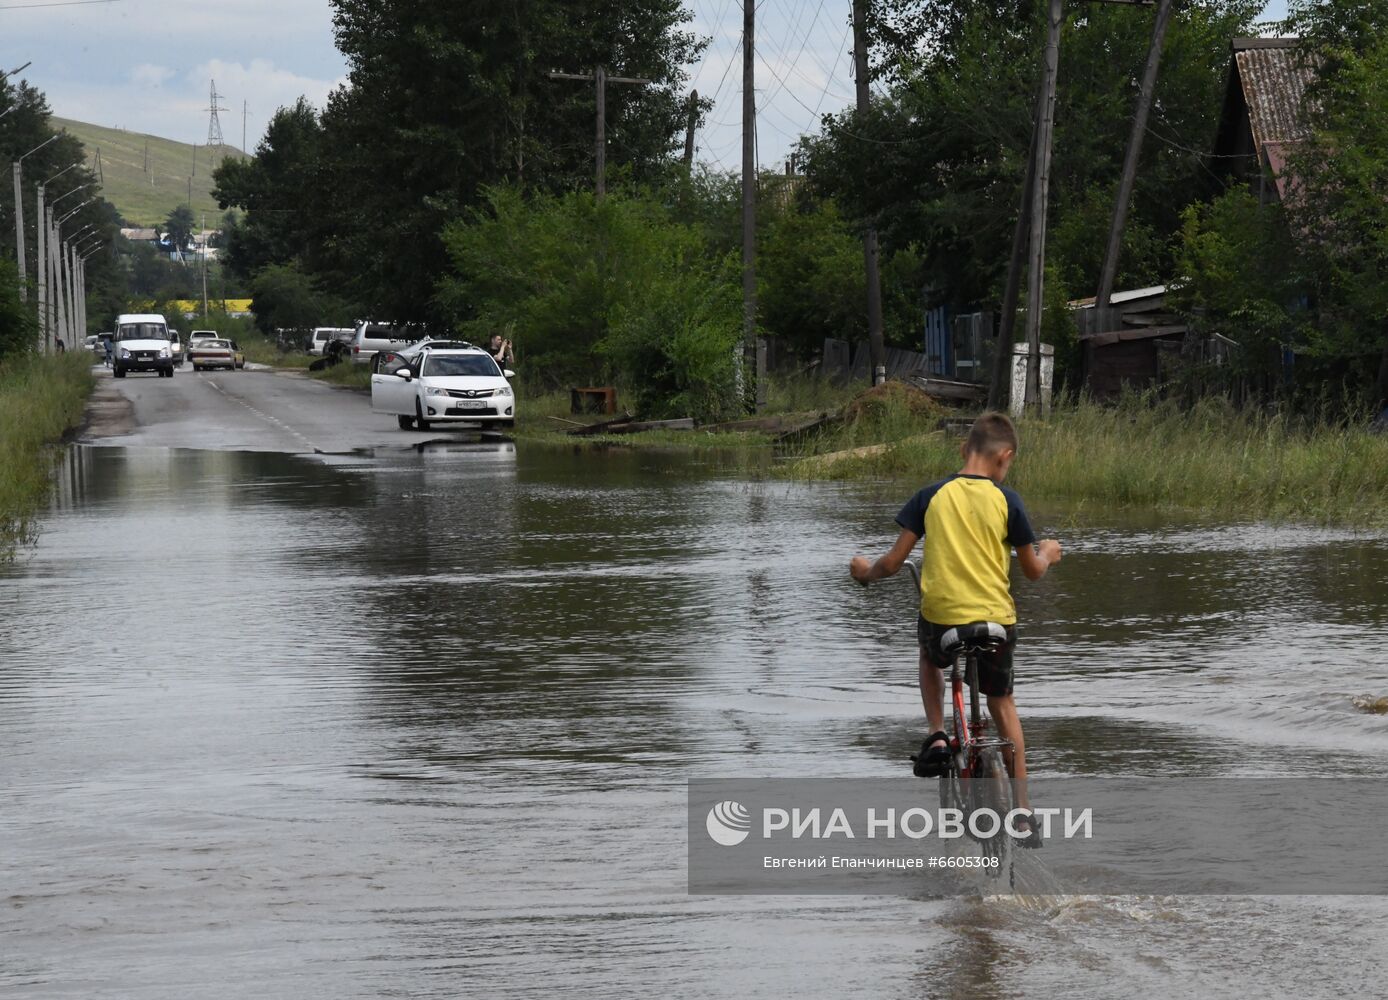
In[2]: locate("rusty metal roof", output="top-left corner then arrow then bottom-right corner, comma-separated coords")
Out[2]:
1232,38 -> 1316,149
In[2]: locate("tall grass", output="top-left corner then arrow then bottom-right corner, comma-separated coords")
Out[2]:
790,392 -> 1388,525
309,362 -> 371,389
0,352 -> 95,560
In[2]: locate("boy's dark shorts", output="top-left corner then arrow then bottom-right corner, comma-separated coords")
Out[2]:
917,616 -> 1018,697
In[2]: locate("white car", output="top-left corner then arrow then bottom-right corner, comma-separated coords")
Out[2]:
370,346 -> 516,431
112,312 -> 175,378
351,321 -> 419,366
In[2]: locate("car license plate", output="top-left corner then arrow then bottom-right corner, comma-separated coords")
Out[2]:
457,400 -> 487,409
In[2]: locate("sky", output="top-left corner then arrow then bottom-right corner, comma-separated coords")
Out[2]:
3,0 -> 1290,170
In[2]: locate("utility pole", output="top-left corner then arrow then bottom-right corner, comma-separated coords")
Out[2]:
548,68 -> 650,199
201,211 -> 208,317
242,100 -> 249,153
1095,0 -> 1175,316
683,90 -> 698,171
35,184 -> 46,350
742,0 -> 762,411
1022,0 -> 1064,410
11,134 -> 59,303
851,0 -> 887,387
988,126 -> 1039,411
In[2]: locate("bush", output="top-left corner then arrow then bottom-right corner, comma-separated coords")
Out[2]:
0,259 -> 36,361
439,187 -> 743,421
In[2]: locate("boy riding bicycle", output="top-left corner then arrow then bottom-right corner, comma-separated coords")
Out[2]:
850,412 -> 1061,845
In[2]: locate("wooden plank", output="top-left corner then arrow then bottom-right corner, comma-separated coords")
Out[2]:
566,410 -> 635,436
1081,323 -> 1188,347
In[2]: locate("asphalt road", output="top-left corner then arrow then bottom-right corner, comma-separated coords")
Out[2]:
81,363 -> 421,453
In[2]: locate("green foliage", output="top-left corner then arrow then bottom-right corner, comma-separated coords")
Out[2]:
249,261 -> 353,337
439,187 -> 741,421
163,205 -> 195,250
1282,0 -> 1388,403
1174,188 -> 1300,364
758,199 -> 866,355
802,0 -> 1262,310
789,390 -> 1388,527
0,353 -> 93,560
0,259 -> 36,361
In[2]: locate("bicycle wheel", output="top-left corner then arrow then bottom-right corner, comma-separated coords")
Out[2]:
969,748 -> 1013,871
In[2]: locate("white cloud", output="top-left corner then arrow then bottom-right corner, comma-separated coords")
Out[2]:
130,64 -> 176,88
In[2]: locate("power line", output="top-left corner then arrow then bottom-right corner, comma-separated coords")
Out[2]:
0,0 -> 121,9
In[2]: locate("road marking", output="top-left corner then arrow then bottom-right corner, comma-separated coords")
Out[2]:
203,375 -> 322,453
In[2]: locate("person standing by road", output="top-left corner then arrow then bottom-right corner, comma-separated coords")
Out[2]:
487,333 -> 514,370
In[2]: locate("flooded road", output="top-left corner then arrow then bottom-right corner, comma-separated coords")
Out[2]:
3,431 -> 1388,997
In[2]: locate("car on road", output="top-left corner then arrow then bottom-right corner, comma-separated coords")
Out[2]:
84,334 -> 100,357
188,338 -> 240,371
370,345 -> 516,431
188,330 -> 219,350
351,321 -> 422,366
308,327 -> 355,356
112,313 -> 175,378
168,330 -> 185,365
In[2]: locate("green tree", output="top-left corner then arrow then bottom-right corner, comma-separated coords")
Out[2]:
249,261 -> 353,337
0,259 -> 36,359
212,98 -> 328,280
1283,0 -> 1388,405
164,205 -> 195,250
800,0 -> 1261,311
438,187 -> 741,420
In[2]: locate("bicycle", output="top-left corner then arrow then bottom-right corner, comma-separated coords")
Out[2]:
903,560 -> 1014,874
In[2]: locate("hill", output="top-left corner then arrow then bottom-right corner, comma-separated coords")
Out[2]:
53,118 -> 247,228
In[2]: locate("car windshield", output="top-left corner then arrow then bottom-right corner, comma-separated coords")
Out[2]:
117,324 -> 167,341
198,340 -> 231,349
421,355 -> 501,377
363,326 -> 397,340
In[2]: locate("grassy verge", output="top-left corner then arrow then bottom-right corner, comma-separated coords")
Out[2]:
0,352 -> 95,560
789,392 -> 1388,526
308,362 -> 372,390
511,373 -> 854,451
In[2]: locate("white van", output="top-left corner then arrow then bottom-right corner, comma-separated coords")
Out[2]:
112,313 -> 174,378
351,321 -> 419,366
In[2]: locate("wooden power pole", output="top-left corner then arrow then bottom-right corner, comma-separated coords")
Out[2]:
1022,0 -> 1064,410
988,125 -> 1039,412
742,0 -> 762,410
549,67 -> 651,199
851,0 -> 887,387
683,89 -> 698,171
1095,0 -> 1175,314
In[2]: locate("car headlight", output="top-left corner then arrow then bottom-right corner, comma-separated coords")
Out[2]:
159,347 -> 170,358
119,348 -> 131,358
425,386 -> 450,397
494,385 -> 513,397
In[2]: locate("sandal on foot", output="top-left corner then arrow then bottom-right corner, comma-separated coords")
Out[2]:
911,731 -> 951,778
1012,811 -> 1044,849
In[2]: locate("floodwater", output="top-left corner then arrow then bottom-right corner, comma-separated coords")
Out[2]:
3,442 -> 1387,998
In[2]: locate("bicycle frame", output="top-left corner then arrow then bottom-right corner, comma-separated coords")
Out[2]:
947,648 -> 1012,779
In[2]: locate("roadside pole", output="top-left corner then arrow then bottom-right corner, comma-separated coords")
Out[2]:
682,90 -> 698,172
742,0 -> 762,411
1022,0 -> 1063,410
1094,0 -> 1175,316
12,162 -> 25,302
35,184 -> 46,351
851,0 -> 887,387
548,68 -> 651,200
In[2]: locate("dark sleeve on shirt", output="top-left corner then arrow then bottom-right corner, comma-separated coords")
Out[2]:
1000,486 -> 1037,547
894,481 -> 945,537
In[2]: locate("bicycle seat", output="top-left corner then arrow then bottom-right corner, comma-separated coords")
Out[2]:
938,621 -> 1009,656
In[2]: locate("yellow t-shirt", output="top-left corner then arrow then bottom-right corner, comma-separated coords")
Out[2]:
894,474 -> 1036,625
